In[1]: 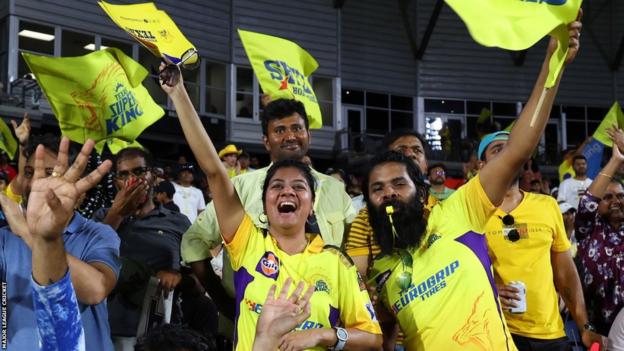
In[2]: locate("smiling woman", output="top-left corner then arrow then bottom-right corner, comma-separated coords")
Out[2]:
159,63 -> 382,351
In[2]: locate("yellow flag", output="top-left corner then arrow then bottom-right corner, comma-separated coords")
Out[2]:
238,29 -> 322,129
558,159 -> 575,182
0,118 -> 17,160
591,102 -> 624,147
503,120 -> 515,132
98,1 -> 198,66
22,48 -> 164,153
445,0 -> 582,88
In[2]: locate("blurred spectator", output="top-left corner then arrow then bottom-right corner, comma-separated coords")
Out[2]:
178,155 -> 188,165
0,170 -> 8,191
218,144 -> 243,178
427,163 -> 455,201
153,167 -> 166,185
558,155 -> 592,209
326,167 -> 346,184
249,155 -> 261,169
529,179 -> 543,193
463,152 -> 479,181
519,158 -> 542,192
172,163 -> 206,223
154,180 -> 180,212
0,152 -> 16,181
238,151 -> 254,172
559,202 -> 577,257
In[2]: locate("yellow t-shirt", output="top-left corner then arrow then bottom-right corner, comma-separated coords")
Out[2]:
484,191 -> 571,339
226,214 -> 381,351
370,176 -> 517,351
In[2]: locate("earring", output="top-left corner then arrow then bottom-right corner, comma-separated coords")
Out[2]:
259,213 -> 268,224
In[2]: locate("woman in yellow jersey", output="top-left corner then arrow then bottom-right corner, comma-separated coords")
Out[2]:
159,64 -> 382,351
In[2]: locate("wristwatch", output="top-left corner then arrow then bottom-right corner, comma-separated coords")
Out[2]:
331,327 -> 348,350
584,322 -> 596,333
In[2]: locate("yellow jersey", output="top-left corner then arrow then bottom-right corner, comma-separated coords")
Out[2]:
370,176 -> 517,351
226,214 -> 381,351
484,191 -> 571,339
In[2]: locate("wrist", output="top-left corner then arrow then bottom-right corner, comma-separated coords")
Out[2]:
320,328 -> 338,348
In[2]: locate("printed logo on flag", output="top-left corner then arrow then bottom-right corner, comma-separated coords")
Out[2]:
106,82 -> 144,134
264,61 -> 317,103
256,252 -> 280,280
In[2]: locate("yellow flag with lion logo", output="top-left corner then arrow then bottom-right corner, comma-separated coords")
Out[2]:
238,29 -> 322,129
22,48 -> 164,154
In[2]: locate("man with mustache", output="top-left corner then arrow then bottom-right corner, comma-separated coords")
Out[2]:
365,20 -> 582,350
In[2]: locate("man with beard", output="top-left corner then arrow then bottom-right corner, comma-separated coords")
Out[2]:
179,98 -> 354,344
0,135 -> 120,351
478,131 -> 605,350
365,22 -> 582,350
94,147 -> 190,350
427,163 -> 455,201
558,155 -> 592,209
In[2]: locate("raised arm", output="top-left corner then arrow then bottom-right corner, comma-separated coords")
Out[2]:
480,18 -> 582,206
159,64 -> 244,242
587,127 -> 624,198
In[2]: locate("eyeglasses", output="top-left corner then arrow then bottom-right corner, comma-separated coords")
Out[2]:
396,250 -> 413,293
500,214 -> 520,242
603,193 -> 624,202
114,166 -> 151,180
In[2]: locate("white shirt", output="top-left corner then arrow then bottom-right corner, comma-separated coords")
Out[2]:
172,182 -> 206,223
609,308 -> 624,351
557,177 -> 592,209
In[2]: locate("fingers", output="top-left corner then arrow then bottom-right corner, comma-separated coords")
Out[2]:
279,278 -> 293,301
10,120 -> 17,130
33,145 -> 46,180
265,284 -> 277,303
45,189 -> 66,219
64,139 -> 95,183
53,137 -> 70,177
75,159 -> 112,195
298,285 -> 315,309
289,281 -> 305,304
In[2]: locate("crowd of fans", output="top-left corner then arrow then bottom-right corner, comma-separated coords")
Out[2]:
2,13 -> 624,351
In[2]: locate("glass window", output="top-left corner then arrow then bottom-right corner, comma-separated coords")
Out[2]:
366,108 -> 388,134
391,95 -> 413,111
138,47 -> 167,106
562,105 -> 585,120
492,102 -> 517,116
550,105 -> 561,119
424,99 -> 464,114
205,62 -> 226,115
390,111 -> 412,130
313,77 -> 333,127
342,89 -> 363,105
19,22 -> 54,54
236,67 -> 253,119
566,120 -> 585,147
587,107 -> 609,121
425,116 -> 443,151
0,18 -> 8,89
101,38 -> 133,57
182,64 -> 200,110
61,30 -> 93,56
587,121 -> 600,136
366,92 -> 388,108
467,101 -> 490,115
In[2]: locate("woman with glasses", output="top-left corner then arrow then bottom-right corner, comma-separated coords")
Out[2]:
159,64 -> 382,351
575,128 -> 624,337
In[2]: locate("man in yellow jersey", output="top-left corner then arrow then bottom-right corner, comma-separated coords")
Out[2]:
365,21 -> 581,350
479,131 -> 607,350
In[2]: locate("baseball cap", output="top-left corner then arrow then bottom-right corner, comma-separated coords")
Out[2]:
478,131 -> 510,160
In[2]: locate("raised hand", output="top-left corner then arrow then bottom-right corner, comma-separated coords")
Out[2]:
547,9 -> 582,65
26,138 -> 111,240
255,278 -> 314,342
11,112 -> 31,146
159,62 -> 183,94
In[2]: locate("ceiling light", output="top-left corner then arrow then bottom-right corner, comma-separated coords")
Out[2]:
19,30 -> 54,42
83,43 -> 109,51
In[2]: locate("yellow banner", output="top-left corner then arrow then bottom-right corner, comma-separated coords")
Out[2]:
98,1 -> 198,66
445,0 -> 582,88
238,29 -> 322,129
23,48 -> 164,153
0,118 -> 17,160
592,101 -> 624,147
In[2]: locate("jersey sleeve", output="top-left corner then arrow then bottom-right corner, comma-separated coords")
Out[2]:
337,254 -> 382,335
181,202 -> 222,263
223,213 -> 258,270
548,198 -> 572,252
82,224 -> 121,279
435,175 -> 497,235
345,208 -> 374,257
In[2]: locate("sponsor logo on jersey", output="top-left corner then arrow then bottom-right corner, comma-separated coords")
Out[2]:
256,251 -> 280,280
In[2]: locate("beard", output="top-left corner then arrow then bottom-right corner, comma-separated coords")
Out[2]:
368,195 -> 427,255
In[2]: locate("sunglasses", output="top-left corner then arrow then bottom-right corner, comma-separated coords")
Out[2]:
396,250 -> 413,292
501,214 -> 520,242
114,166 -> 151,180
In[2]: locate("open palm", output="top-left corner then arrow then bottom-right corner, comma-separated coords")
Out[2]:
26,138 -> 111,240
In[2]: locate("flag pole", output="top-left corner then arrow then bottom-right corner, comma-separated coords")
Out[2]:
529,87 -> 548,128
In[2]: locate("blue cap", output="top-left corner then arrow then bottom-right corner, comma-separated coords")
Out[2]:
478,131 -> 510,160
